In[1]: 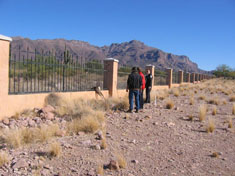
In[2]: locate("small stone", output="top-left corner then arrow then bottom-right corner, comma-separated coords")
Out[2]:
2,118 -> 10,125
153,122 -> 158,125
12,159 -> 28,169
107,160 -> 119,170
44,112 -> 55,120
28,119 -> 36,127
131,160 -> 139,164
41,169 -> 50,176
96,130 -> 103,140
78,131 -> 85,136
81,140 -> 91,145
144,115 -> 151,119
42,105 -> 55,113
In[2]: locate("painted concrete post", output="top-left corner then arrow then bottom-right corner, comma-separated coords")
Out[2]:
145,65 -> 155,87
103,58 -> 119,97
187,73 -> 191,83
166,68 -> 172,88
178,70 -> 183,84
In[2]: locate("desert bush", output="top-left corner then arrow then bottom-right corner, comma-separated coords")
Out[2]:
48,141 -> 62,157
165,99 -> 174,109
206,118 -> 215,133
2,129 -> 22,148
0,151 -> 9,167
173,88 -> 180,97
212,106 -> 217,115
35,124 -> 60,143
199,104 -> 207,122
44,93 -> 63,108
188,115 -> 193,121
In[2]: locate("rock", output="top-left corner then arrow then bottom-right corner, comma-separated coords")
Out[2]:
2,118 -> 10,125
81,140 -> 91,145
41,169 -> 50,176
28,119 -> 36,127
55,130 -> 66,137
131,160 -> 139,164
153,122 -> 158,125
12,159 -> 28,169
95,130 -> 103,140
44,112 -> 55,120
144,115 -> 151,119
107,160 -> 119,170
78,131 -> 85,136
42,105 -> 55,113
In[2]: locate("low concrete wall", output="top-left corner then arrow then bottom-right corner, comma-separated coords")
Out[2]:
0,90 -> 109,120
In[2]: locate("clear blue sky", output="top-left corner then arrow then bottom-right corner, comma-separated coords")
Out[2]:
1,0 -> 234,71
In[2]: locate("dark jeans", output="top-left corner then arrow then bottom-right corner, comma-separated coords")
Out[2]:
139,90 -> 144,109
129,90 -> 140,110
145,87 -> 151,103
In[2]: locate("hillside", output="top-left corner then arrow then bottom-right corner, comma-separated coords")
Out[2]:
11,37 -> 203,73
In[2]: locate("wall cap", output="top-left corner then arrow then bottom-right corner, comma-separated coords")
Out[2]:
146,64 -> 155,67
104,58 -> 119,62
0,34 -> 12,42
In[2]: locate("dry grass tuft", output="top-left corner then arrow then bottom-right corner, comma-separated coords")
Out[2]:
199,104 -> 207,122
228,118 -> 233,128
211,152 -> 219,158
48,141 -> 62,157
35,124 -> 60,143
229,95 -> 235,102
116,154 -> 127,169
67,115 -> 101,135
212,106 -> 217,116
97,164 -> 104,175
233,104 -> 235,115
188,115 -> 193,121
100,138 -> 107,150
44,93 -> 63,108
198,94 -> 206,100
0,151 -> 10,167
173,88 -> 180,97
207,97 -> 219,105
206,118 -> 215,133
2,129 -> 22,148
165,99 -> 174,109
189,97 -> 194,105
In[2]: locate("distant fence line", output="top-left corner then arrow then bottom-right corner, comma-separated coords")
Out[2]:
8,46 -> 213,95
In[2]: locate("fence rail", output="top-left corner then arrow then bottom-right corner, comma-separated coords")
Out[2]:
9,47 -> 105,94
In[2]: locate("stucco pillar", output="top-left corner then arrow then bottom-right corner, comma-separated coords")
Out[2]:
145,65 -> 155,87
178,70 -> 183,84
166,68 -> 172,88
103,58 -> 118,97
0,35 -> 12,97
187,73 -> 191,83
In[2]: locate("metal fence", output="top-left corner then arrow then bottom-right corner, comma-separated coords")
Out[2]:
9,47 -> 105,94
183,72 -> 187,82
172,72 -> 179,84
154,70 -> 167,85
117,65 -> 131,89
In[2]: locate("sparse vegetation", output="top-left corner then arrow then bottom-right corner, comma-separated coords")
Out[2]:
97,164 -> 104,175
0,151 -> 9,167
188,115 -> 193,121
101,138 -> 107,149
229,95 -> 235,102
228,118 -> 233,128
233,104 -> 235,115
199,104 -> 207,122
165,99 -> 174,109
116,154 -> 127,169
48,141 -> 62,157
212,106 -> 217,115
206,118 -> 215,133
189,97 -> 194,105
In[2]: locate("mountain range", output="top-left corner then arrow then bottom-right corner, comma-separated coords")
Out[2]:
10,37 -> 205,73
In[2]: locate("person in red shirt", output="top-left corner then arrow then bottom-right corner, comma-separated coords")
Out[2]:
137,67 -> 145,109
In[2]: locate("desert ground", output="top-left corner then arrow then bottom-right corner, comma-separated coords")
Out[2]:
0,78 -> 235,176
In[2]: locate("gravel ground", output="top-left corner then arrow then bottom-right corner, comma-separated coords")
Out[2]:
0,80 -> 235,176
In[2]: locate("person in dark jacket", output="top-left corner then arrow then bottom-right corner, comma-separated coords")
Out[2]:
137,67 -> 145,109
126,67 -> 142,113
145,69 -> 152,103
